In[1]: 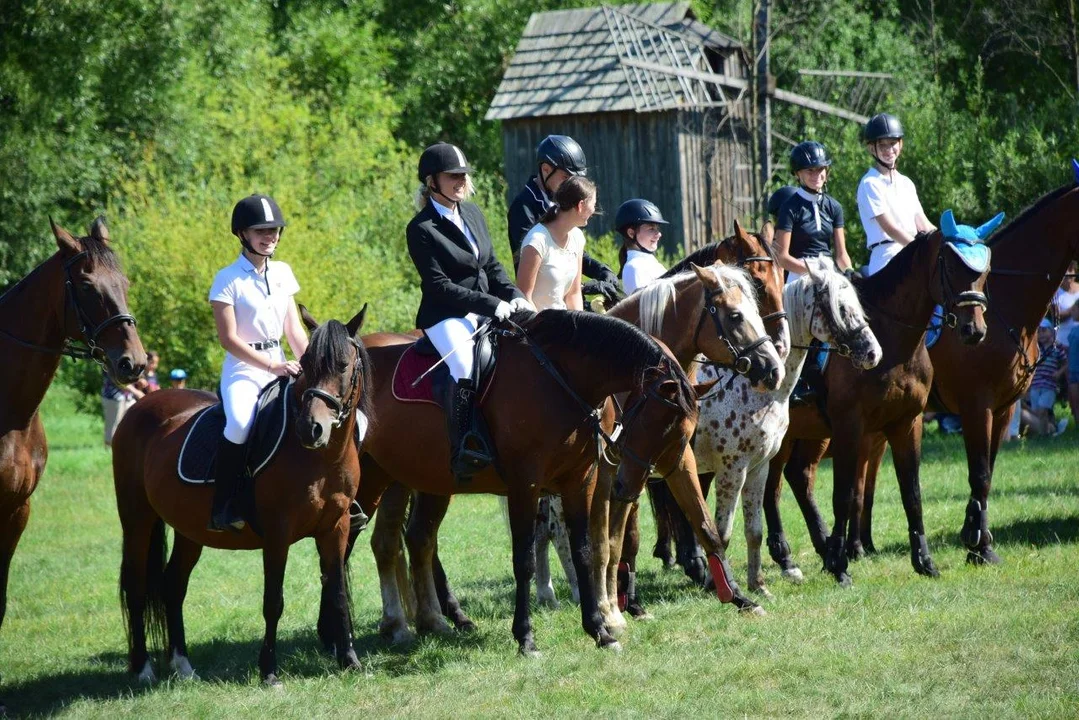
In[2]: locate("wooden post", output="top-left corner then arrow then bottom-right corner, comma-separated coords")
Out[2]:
755,0 -> 771,220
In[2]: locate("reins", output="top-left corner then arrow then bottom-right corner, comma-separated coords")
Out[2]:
300,338 -> 366,428
788,281 -> 868,359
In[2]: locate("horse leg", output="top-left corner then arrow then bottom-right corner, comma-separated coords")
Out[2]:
603,496 -> 633,635
369,481 -> 415,644
506,485 -> 541,655
258,538 -> 290,686
533,495 -> 558,608
560,474 -> 620,651
0,501 -> 30,635
163,533 -> 203,680
432,546 -> 475,631
588,459 -> 620,634
619,502 -> 651,619
669,477 -> 709,587
785,439 -> 832,558
857,434 -> 887,555
960,404 -> 1003,565
742,461 -> 772,598
549,497 -> 580,604
847,433 -> 885,560
763,437 -> 803,582
118,512 -> 167,683
405,492 -> 454,636
315,517 -> 361,670
884,416 -> 939,578
824,428 -> 861,587
645,481 -> 676,568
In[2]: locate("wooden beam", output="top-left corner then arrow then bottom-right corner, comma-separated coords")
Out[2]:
771,87 -> 868,124
619,57 -> 749,91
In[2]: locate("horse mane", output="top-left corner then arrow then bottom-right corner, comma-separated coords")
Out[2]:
986,183 -> 1075,248
786,257 -> 867,342
852,231 -> 933,306
663,230 -> 777,278
80,233 -> 123,274
306,320 -> 375,423
519,309 -> 697,417
638,265 -> 758,337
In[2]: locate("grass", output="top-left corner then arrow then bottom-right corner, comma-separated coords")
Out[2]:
2,386 -> 1078,718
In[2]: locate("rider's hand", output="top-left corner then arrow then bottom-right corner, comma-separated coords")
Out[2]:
493,300 -> 513,321
270,360 -> 302,377
510,297 -> 536,313
583,279 -> 625,304
843,267 -> 864,281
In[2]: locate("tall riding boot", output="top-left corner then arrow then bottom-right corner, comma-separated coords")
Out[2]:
445,378 -> 491,480
208,437 -> 247,532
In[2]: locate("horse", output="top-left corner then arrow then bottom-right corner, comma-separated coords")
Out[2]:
112,306 -> 371,686
760,221 -> 992,585
0,218 -> 145,702
344,308 -> 750,656
851,173 -> 1079,565
691,258 -> 881,599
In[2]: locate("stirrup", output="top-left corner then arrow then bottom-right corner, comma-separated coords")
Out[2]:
208,508 -> 246,533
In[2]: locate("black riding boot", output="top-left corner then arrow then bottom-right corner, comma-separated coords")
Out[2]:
445,378 -> 492,480
208,437 -> 247,532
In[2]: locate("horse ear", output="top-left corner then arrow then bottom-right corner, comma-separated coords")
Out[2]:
1072,158 -> 1079,184
50,216 -> 81,254
347,303 -> 368,339
759,220 -> 774,244
89,216 -> 110,243
733,218 -> 751,243
939,209 -> 958,238
692,377 -> 720,397
975,212 -> 1005,240
690,262 -> 718,288
298,303 -> 320,332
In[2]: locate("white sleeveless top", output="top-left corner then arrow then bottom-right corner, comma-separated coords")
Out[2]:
522,224 -> 585,310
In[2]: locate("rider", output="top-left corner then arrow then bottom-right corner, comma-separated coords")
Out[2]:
857,113 -> 936,276
615,198 -> 669,294
507,135 -> 622,304
407,142 -> 531,479
774,141 -> 852,283
207,194 -> 308,532
515,176 -> 595,311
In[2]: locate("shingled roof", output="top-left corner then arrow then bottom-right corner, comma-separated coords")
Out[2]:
485,2 -> 742,121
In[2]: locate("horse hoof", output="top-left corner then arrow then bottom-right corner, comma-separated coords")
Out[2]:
381,624 -> 416,645
417,616 -> 455,637
847,543 -> 866,561
835,571 -> 853,588
537,595 -> 560,610
263,674 -> 284,689
915,559 -> 941,578
782,567 -> 805,584
601,640 -> 623,653
456,619 -> 478,633
751,586 -> 775,601
338,649 -> 362,671
136,660 -> 156,685
518,644 -> 541,659
966,547 -> 1002,566
742,604 -> 767,617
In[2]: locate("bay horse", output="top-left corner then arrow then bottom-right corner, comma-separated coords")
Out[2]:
113,307 -> 371,686
760,224 -> 992,585
852,174 -> 1079,565
0,218 -> 145,698
348,309 -> 729,656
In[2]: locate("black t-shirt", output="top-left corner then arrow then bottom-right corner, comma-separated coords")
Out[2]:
777,190 -> 844,259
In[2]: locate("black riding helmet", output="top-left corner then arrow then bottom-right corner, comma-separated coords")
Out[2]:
790,141 -> 832,173
418,142 -> 473,181
615,199 -> 668,236
537,135 -> 587,177
767,186 -> 798,218
231,194 -> 286,235
863,113 -> 904,142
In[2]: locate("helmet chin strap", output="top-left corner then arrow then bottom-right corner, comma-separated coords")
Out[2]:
872,141 -> 897,172
239,231 -> 276,259
540,165 -> 558,196
429,178 -> 459,210
629,229 -> 656,255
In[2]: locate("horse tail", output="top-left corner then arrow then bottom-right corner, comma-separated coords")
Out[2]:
118,517 -> 169,666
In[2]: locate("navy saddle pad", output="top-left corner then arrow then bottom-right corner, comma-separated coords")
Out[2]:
178,376 -> 292,484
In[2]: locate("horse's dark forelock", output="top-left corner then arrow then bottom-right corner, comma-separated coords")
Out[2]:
306,319 -> 375,422
986,183 -> 1074,248
521,309 -> 697,415
662,230 -> 775,278
79,232 -> 123,275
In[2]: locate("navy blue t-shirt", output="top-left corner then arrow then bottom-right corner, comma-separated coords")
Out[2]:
777,190 -> 844,259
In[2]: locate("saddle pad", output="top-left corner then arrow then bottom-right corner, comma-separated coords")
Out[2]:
391,342 -> 497,407
926,304 -> 944,349
178,377 -> 292,484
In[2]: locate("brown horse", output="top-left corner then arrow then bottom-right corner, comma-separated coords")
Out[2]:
761,228 -> 991,585
0,218 -> 145,665
347,310 -> 722,656
113,307 -> 370,685
851,180 -> 1079,565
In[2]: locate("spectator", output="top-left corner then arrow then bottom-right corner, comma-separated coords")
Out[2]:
169,368 -> 188,389
1069,302 -> 1079,429
1024,318 -> 1068,436
135,351 -> 160,394
1054,262 -> 1079,351
101,371 -> 144,446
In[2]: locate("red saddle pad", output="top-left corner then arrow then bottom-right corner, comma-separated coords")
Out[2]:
391,342 -> 497,407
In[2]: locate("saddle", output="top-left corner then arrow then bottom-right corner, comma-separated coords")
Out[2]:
391,331 -> 499,408
178,376 -> 292,485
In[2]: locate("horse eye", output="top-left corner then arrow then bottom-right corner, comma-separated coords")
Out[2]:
730,312 -> 743,322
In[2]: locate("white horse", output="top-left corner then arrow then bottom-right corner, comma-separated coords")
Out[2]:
694,257 -> 881,596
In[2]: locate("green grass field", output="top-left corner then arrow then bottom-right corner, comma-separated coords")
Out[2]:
2,386 -> 1078,718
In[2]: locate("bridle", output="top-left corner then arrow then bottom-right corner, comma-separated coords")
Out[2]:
0,250 -> 137,366
605,377 -> 691,496
725,235 -> 789,333
301,338 -> 366,428
791,281 -> 870,359
693,283 -> 774,376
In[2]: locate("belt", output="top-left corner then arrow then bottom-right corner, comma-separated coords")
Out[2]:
867,239 -> 895,251
249,339 -> 281,351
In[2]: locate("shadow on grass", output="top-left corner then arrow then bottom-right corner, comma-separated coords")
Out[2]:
873,513 -> 1079,557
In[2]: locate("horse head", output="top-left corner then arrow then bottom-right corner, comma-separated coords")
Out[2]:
49,216 -> 146,384
730,219 -> 790,358
690,262 -> 784,391
295,304 -> 371,450
936,209 -> 997,345
800,257 -> 882,370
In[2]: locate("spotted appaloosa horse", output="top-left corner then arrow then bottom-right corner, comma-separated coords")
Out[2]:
694,258 -> 880,598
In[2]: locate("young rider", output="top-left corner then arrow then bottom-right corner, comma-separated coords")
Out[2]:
507,135 -> 621,303
615,199 -> 669,294
207,194 -> 308,531
407,142 -> 531,478
774,141 -> 852,283
857,113 -> 936,276
515,176 -> 596,311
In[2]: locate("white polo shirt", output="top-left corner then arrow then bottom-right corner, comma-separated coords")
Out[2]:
209,254 -> 299,372
622,250 -> 667,294
857,167 -> 926,275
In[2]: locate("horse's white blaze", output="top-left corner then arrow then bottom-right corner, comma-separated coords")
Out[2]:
170,650 -> 197,680
137,659 -> 156,684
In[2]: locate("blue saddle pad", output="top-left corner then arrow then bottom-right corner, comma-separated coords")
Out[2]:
178,377 -> 292,484
926,304 -> 944,349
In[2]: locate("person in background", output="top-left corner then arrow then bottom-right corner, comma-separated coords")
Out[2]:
1053,261 -> 1079,351
169,368 -> 188,389
1023,318 -> 1069,436
1068,302 -> 1079,430
102,371 -> 143,446
615,199 -> 669,294
135,351 -> 160,394
515,176 -> 594,311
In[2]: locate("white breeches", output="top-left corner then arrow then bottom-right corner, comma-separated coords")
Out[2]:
867,242 -> 902,276
220,359 -> 278,444
425,313 -> 481,382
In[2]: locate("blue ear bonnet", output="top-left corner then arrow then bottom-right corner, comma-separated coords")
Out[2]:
940,209 -> 1000,273
1071,158 -> 1079,183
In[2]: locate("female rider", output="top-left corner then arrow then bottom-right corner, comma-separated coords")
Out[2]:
615,199 -> 669,294
207,194 -> 308,531
406,142 -> 531,479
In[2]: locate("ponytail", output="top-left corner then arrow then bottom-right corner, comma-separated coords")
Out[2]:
617,243 -> 628,279
540,176 -> 597,227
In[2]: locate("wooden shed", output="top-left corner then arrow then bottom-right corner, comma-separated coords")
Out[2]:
486,2 -> 756,254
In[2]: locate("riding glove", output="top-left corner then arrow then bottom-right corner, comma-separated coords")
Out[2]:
583,279 -> 625,304
493,301 -> 513,321
510,297 -> 536,313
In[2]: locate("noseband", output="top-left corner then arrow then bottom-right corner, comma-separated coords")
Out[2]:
694,284 -> 774,376
0,250 -> 138,365
937,249 -> 989,328
810,284 -> 869,358
301,338 -> 365,428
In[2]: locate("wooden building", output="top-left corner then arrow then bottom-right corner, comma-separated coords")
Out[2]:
486,2 -> 756,254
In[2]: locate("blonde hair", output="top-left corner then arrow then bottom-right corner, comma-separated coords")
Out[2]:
414,174 -> 476,210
